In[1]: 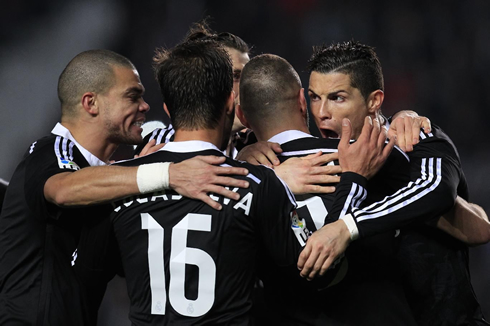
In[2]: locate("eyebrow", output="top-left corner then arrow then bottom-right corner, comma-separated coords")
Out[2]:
124,86 -> 145,96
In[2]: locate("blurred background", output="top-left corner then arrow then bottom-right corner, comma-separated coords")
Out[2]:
1,0 -> 489,323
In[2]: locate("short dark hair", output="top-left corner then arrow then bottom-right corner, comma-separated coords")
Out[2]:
58,49 -> 134,117
240,54 -> 301,127
153,40 -> 233,130
308,40 -> 384,101
185,18 -> 250,54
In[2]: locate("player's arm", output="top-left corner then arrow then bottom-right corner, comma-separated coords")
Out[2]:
436,196 -> 490,246
298,117 -> 394,280
388,110 -> 431,152
324,126 -> 460,242
44,156 -> 250,210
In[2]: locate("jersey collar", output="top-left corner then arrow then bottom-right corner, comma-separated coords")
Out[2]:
159,140 -> 222,154
267,130 -> 314,145
51,123 -> 106,167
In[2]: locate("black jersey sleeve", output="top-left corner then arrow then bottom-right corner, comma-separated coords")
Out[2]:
333,126 -> 462,239
133,126 -> 175,156
23,136 -> 85,220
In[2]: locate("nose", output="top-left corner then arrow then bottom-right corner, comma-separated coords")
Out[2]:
317,100 -> 331,120
140,99 -> 150,113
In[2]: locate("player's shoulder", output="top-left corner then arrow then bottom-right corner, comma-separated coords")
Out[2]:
414,124 -> 461,159
25,134 -> 86,171
280,137 -> 339,158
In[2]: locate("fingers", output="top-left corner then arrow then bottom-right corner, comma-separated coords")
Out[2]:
208,175 -> 249,189
269,142 -> 283,155
303,184 -> 337,194
236,142 -> 280,167
135,139 -> 166,158
370,117 -> 381,145
403,117 -> 414,152
297,244 -> 311,271
339,118 -> 353,150
299,245 -> 319,279
309,152 -> 339,166
421,116 -> 432,134
319,256 -> 336,277
197,193 -> 223,211
378,125 -> 388,149
302,151 -> 323,160
382,133 -> 396,160
197,156 -> 249,176
411,118 -> 421,147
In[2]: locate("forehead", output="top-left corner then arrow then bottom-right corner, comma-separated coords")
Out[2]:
111,66 -> 144,91
309,71 -> 352,93
225,47 -> 250,70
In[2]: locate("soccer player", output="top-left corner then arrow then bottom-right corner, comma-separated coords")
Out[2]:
135,20 -> 257,158
237,52 -> 489,325
0,49 -> 251,325
299,41 -> 489,325
77,39 -> 391,325
237,53 -> 417,325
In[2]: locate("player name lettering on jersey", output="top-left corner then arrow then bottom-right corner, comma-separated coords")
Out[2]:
113,191 -> 183,212
113,187 -> 254,216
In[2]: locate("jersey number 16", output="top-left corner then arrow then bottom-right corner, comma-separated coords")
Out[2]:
142,212 -> 216,317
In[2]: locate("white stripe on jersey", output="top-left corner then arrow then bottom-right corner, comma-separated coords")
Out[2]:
354,157 -> 442,222
419,130 -> 434,140
339,183 -> 367,219
29,141 -> 37,154
279,148 -> 338,157
150,127 -> 175,145
54,136 -> 80,170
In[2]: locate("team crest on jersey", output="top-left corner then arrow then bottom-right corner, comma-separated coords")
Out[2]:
57,157 -> 80,170
290,210 -> 304,228
290,210 -> 309,247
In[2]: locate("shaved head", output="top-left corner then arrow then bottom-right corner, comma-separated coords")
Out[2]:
57,49 -> 135,118
239,54 -> 302,130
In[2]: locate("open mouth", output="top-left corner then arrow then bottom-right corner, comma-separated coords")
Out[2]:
322,129 -> 340,139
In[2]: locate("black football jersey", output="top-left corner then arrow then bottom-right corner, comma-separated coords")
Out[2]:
107,141 -> 309,325
0,123 -> 106,325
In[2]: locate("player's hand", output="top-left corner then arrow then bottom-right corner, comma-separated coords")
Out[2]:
236,141 -> 282,167
169,156 -> 249,210
297,219 -> 351,280
339,117 -> 394,180
274,152 -> 341,195
389,110 -> 431,152
134,139 -> 166,158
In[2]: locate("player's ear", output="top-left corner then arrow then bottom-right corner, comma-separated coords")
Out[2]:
236,104 -> 251,129
163,103 -> 171,119
299,88 -> 307,118
225,91 -> 235,116
81,92 -> 98,116
367,89 -> 384,115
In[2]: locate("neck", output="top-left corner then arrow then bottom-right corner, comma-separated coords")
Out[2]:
61,120 -> 118,163
173,128 -> 224,150
254,114 -> 310,142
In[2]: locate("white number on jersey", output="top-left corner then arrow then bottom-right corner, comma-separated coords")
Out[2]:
141,213 -> 216,317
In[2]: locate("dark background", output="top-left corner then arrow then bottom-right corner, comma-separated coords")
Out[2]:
0,0 -> 488,323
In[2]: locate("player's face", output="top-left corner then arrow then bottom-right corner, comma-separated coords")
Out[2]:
226,47 -> 250,133
308,72 -> 370,140
99,66 -> 150,145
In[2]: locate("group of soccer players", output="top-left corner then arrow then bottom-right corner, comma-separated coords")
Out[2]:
0,19 -> 489,326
